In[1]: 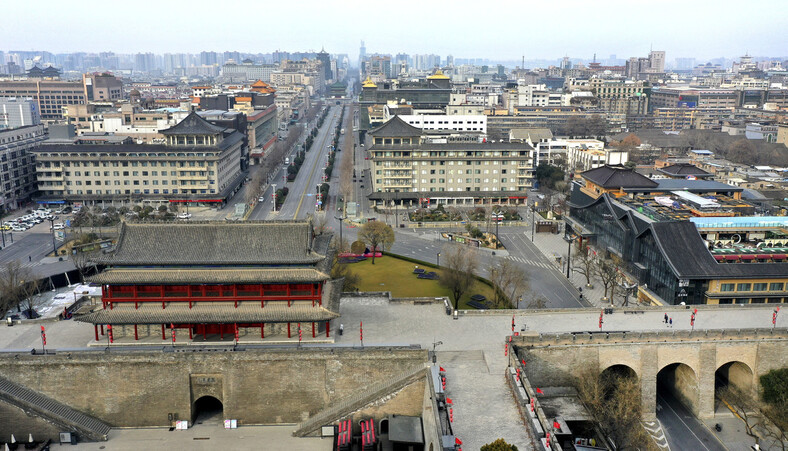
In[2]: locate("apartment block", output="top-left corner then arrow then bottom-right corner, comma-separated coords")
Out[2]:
0,124 -> 46,212
32,112 -> 244,207
367,117 -> 533,205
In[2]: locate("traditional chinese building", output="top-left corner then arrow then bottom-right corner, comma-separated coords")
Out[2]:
77,220 -> 341,342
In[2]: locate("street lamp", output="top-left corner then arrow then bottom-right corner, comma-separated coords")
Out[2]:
48,218 -> 57,256
531,205 -> 537,241
492,212 -> 503,245
437,252 -> 441,267
563,228 -> 577,279
619,281 -> 638,307
271,184 -> 277,212
431,340 -> 443,363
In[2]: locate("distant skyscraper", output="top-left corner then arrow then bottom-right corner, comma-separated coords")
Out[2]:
317,48 -> 332,80
446,55 -> 454,67
359,40 -> 366,67
648,51 -> 666,73
675,57 -> 696,70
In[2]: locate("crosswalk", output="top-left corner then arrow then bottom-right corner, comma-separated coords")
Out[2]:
504,255 -> 557,270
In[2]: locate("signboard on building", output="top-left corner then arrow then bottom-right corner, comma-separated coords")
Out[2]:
678,279 -> 689,287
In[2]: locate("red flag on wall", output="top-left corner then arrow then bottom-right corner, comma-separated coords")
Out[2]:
536,387 -> 544,394
446,397 -> 453,404
553,420 -> 561,430
455,437 -> 463,445
439,366 -> 446,372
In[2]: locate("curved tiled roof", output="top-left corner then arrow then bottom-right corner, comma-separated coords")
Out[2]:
647,221 -> 788,279
95,221 -> 324,266
368,116 -> 422,138
76,302 -> 339,325
580,165 -> 659,189
161,111 -> 226,135
87,268 -> 329,285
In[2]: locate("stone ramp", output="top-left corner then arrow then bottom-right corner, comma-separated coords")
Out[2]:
293,364 -> 428,437
0,375 -> 111,441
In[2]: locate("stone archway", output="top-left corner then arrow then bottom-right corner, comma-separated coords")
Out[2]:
192,395 -> 224,426
714,361 -> 755,413
657,363 -> 699,415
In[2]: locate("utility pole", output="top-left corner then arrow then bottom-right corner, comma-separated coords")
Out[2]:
48,218 -> 57,256
271,184 -> 277,212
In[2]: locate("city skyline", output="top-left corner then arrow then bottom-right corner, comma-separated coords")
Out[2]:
2,0 -> 786,62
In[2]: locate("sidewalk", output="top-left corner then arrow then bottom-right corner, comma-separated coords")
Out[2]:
530,230 -> 615,308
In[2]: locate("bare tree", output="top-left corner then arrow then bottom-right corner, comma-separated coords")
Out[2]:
311,213 -> 329,236
593,259 -> 621,303
490,259 -> 529,308
0,261 -> 41,317
719,382 -> 788,451
358,221 -> 395,264
572,245 -> 597,287
440,244 -> 480,311
574,366 -> 657,451
72,250 -> 97,283
526,297 -> 547,309
245,168 -> 266,205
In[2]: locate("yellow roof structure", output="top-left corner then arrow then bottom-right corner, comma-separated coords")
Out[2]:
250,80 -> 276,94
427,69 -> 449,80
362,76 -> 377,88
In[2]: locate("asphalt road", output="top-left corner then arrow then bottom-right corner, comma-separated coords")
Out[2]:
252,105 -> 341,220
657,388 -> 727,451
0,220 -> 76,277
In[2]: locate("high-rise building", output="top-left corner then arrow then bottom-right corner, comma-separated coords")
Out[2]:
1,123 -> 45,212
359,40 -> 367,67
648,51 -> 666,73
316,48 -> 332,81
0,98 -> 40,129
675,58 -> 696,71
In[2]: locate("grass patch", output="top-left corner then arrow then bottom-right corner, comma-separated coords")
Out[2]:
349,254 -> 497,309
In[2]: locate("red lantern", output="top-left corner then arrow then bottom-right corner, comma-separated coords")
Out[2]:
40,325 -> 46,346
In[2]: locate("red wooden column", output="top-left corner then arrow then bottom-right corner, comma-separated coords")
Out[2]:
287,322 -> 291,338
161,324 -> 166,340
94,325 -> 99,341
326,320 -> 330,337
189,327 -> 193,339
100,324 -> 104,335
260,323 -> 264,339
312,322 -> 316,338
134,324 -> 138,340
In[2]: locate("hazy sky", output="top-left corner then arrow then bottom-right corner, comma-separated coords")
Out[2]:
3,0 -> 786,61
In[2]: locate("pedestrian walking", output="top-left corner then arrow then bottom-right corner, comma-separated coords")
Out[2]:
28,255 -> 31,262
664,313 -> 668,323
669,317 -> 673,327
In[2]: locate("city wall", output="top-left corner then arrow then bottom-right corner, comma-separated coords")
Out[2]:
0,347 -> 427,428
513,329 -> 788,420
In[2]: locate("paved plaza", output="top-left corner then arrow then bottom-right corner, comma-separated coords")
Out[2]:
1,297 -> 783,449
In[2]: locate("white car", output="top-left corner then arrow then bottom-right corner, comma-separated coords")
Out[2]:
177,213 -> 192,219
50,223 -> 65,230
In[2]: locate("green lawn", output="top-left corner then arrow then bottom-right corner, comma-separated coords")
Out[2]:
348,255 -> 497,309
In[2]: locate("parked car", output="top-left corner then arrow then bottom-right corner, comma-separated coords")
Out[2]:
177,213 -> 192,219
50,223 -> 65,230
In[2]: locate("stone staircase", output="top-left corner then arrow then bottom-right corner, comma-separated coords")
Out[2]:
293,364 -> 428,437
0,375 -> 111,441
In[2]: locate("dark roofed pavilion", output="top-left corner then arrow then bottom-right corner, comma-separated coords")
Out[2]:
78,220 -> 339,343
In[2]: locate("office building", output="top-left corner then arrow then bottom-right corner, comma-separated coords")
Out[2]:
367,117 -> 533,206
32,112 -> 245,207
0,98 -> 40,129
0,124 -> 46,212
